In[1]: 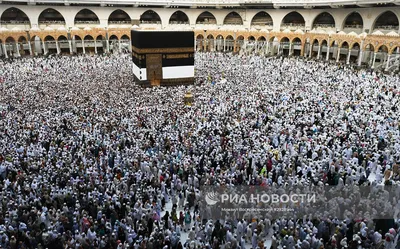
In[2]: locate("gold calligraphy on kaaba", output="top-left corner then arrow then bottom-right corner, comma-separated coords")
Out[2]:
131,45 -> 194,54
165,54 -> 190,59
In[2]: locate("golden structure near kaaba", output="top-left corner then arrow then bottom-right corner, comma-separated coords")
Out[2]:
184,92 -> 194,106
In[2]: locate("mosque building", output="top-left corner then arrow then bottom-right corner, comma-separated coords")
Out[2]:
1,0 -> 400,71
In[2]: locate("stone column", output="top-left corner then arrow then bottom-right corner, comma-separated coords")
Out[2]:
326,45 -> 330,61
82,40 -> 86,54
15,43 -> 21,57
118,39 -> 122,52
317,45 -> 321,59
94,40 -> 98,54
309,43 -> 313,58
106,40 -> 110,53
346,49 -> 352,64
277,43 -> 281,55
28,41 -> 33,55
358,50 -> 363,66
3,43 -> 8,58
223,39 -> 226,52
336,47 -> 341,62
56,41 -> 60,54
68,40 -> 73,54
369,51 -> 374,66
371,52 -> 377,69
42,41 -> 47,55
385,54 -> 391,71
266,41 -> 270,55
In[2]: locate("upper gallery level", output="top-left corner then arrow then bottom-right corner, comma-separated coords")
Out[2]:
0,0 -> 399,8
0,4 -> 399,36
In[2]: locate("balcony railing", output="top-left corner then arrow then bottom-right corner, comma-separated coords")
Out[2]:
0,20 -> 30,24
196,21 -> 217,25
140,21 -> 161,24
251,21 -> 273,26
313,24 -> 335,28
2,0 -> 400,6
39,21 -> 66,24
344,24 -> 363,29
374,25 -> 399,30
109,21 -> 131,24
281,23 -> 305,30
169,21 -> 190,25
75,21 -> 100,24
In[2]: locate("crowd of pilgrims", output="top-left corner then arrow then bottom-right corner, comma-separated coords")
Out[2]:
0,51 -> 399,249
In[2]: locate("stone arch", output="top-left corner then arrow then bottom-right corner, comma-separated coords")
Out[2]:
225,35 -> 234,51
319,39 -> 328,46
236,35 -> 244,41
169,11 -> 189,25
18,36 -> 27,43
96,35 -> 104,40
350,42 -> 360,50
205,34 -> 214,51
30,34 -> 41,42
292,37 -> 303,56
342,12 -> 363,30
57,35 -> 69,53
312,12 -> 335,29
269,36 -> 277,42
364,43 -> 374,51
223,12 -> 243,25
372,11 -> 399,31
196,11 -> 217,25
15,36 -> 28,55
377,44 -> 389,53
236,35 -> 245,52
215,34 -> 224,51
140,10 -> 161,24
44,35 -> 55,42
292,37 -> 302,43
109,35 -> 119,41
74,9 -> 100,25
257,36 -> 266,41
248,36 -> 255,41
121,34 -> 130,40
251,11 -> 273,27
196,34 -> 204,51
58,35 -> 68,41
340,41 -> 349,48
281,11 -> 305,27
108,9 -> 131,25
1,7 -> 31,27
310,38 -> 319,46
84,35 -> 94,41
389,45 -> 400,54
39,8 -> 65,25
5,37 -> 16,55
5,37 -> 15,43
280,37 -> 290,42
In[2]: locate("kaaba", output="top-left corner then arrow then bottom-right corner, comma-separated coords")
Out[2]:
131,30 -> 195,87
